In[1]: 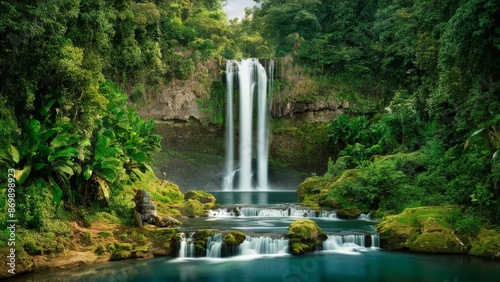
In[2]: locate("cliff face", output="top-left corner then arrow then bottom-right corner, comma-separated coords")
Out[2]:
137,80 -> 202,122
136,57 -> 347,124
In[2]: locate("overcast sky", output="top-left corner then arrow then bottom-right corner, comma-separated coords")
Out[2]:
223,0 -> 258,20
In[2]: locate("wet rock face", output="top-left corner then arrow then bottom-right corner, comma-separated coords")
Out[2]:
133,190 -> 180,227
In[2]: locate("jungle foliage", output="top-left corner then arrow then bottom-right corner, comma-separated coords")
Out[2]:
0,0 -> 499,229
250,0 -> 499,221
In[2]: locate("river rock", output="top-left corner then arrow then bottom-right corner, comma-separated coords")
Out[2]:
133,189 -> 180,227
184,190 -> 217,209
133,190 -> 157,227
223,230 -> 247,246
337,206 -> 362,219
287,219 -> 327,255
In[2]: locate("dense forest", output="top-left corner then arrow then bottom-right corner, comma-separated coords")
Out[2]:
0,0 -> 499,263
247,0 -> 499,226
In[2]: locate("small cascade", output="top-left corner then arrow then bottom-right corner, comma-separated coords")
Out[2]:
178,232 -> 195,258
178,233 -> 289,258
322,234 -> 380,251
206,233 -> 223,258
357,211 -> 374,220
371,234 -> 380,248
239,236 -> 289,255
209,207 -> 337,218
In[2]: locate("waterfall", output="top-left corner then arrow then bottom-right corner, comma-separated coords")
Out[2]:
239,236 -> 289,255
224,61 -> 235,191
224,58 -> 273,191
322,234 -> 380,251
178,233 -> 288,258
179,232 -> 195,258
206,233 -> 223,258
209,207 -> 337,218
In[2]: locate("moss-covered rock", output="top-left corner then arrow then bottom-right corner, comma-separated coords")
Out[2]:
297,176 -> 326,202
469,230 -> 500,259
110,242 -> 133,260
184,190 -> 216,209
287,219 -> 327,255
181,199 -> 205,218
377,206 -> 467,254
192,230 -> 216,250
223,230 -> 247,246
337,206 -> 362,219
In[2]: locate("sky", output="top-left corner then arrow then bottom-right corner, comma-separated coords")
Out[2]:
223,0 -> 258,20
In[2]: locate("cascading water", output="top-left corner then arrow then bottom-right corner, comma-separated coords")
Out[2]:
209,206 -> 337,218
178,233 -> 288,258
223,58 -> 274,191
322,234 -> 380,251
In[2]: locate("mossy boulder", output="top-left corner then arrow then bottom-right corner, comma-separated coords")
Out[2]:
184,190 -> 216,209
288,219 -> 327,255
469,230 -> 500,259
336,206 -> 362,219
192,230 -> 216,250
377,206 -> 467,254
110,242 -> 133,260
181,199 -> 205,218
223,230 -> 247,246
297,176 -> 326,202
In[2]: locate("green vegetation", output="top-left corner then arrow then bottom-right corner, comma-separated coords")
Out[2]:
0,0 -> 498,272
271,0 -> 500,224
287,219 -> 327,255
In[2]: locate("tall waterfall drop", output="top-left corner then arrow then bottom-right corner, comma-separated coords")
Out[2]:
223,58 -> 274,191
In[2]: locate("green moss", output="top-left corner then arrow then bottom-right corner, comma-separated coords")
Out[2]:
98,231 -> 114,238
337,206 -> 362,219
288,219 -> 327,255
297,176 -> 326,202
181,199 -> 205,218
110,242 -> 133,260
223,230 -> 247,246
80,232 -> 94,246
184,190 -> 216,209
469,230 -> 500,259
377,206 -> 466,253
192,230 -> 216,250
95,244 -> 107,256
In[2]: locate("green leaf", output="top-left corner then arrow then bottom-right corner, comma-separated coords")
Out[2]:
132,151 -> 147,163
101,157 -> 123,170
51,133 -> 73,148
100,168 -> 117,183
34,163 -> 47,171
15,165 -> 31,184
53,163 -> 75,176
39,144 -> 55,158
9,145 -> 20,163
83,165 -> 93,180
49,177 -> 63,205
48,147 -> 79,162
95,135 -> 111,161
40,99 -> 57,117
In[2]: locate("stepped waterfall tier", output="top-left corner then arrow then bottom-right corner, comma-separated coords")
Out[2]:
223,58 -> 274,191
177,233 -> 379,259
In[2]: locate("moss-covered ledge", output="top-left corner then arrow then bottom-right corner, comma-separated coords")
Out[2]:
376,206 -> 466,253
376,206 -> 500,259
